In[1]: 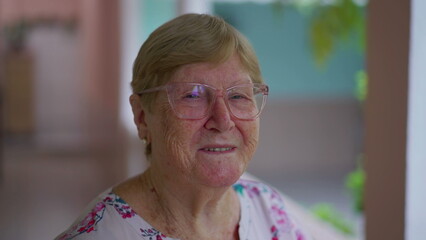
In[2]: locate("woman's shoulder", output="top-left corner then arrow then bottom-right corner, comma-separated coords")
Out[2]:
54,191 -> 141,240
234,177 -> 313,240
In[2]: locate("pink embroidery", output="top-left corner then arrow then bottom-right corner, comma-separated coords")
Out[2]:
141,228 -> 167,239
271,204 -> 292,233
236,180 -> 263,198
104,194 -> 136,219
57,202 -> 106,239
271,225 -> 279,240
296,229 -> 305,240
57,193 -> 136,239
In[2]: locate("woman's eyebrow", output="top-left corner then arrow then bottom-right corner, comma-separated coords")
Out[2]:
227,78 -> 252,86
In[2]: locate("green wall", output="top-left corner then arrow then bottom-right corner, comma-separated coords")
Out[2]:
140,0 -> 176,40
214,3 -> 364,99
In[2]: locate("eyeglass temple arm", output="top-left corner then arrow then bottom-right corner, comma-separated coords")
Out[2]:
260,84 -> 269,95
136,85 -> 167,95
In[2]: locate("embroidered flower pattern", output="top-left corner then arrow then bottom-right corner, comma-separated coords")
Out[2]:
295,229 -> 306,240
57,193 -> 136,239
270,203 -> 292,233
271,225 -> 279,240
104,194 -> 136,219
234,181 -> 265,198
140,228 -> 167,240
57,202 -> 106,240
236,180 -> 301,240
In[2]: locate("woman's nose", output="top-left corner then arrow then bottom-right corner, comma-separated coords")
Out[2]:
204,96 -> 235,132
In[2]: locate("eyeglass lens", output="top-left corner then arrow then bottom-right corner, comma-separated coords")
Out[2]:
167,84 -> 265,119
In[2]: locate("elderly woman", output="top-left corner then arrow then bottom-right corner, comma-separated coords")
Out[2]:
57,14 -> 311,240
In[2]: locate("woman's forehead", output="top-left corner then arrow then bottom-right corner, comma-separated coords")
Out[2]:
170,57 -> 252,86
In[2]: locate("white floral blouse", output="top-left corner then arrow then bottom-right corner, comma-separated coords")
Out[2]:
56,179 -> 311,240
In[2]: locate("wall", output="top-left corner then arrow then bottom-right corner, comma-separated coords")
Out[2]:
405,0 -> 426,238
215,3 -> 364,99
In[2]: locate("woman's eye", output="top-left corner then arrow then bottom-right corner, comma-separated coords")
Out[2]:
184,93 -> 200,99
229,92 -> 252,100
230,95 -> 245,100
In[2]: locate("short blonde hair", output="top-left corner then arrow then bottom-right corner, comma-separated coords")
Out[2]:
131,13 -> 263,111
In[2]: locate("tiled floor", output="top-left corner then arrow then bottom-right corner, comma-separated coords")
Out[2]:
0,138 -> 363,240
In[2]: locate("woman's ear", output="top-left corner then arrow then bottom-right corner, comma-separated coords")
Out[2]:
129,94 -> 149,141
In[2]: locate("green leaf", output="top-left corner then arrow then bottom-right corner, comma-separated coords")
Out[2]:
308,0 -> 366,66
345,156 -> 365,213
354,70 -> 368,102
311,203 -> 355,235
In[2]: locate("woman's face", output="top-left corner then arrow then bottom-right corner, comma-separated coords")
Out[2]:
145,55 -> 259,188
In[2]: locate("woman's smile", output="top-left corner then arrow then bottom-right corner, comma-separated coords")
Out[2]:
199,145 -> 237,154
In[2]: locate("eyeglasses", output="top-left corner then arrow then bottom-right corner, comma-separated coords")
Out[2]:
138,82 -> 269,120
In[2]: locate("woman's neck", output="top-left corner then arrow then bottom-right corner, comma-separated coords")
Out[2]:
140,168 -> 241,239
113,168 -> 241,239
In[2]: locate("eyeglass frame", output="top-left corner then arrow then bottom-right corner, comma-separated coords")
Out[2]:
137,82 -> 269,120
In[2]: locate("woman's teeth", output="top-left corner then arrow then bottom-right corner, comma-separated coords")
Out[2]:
204,147 -> 233,152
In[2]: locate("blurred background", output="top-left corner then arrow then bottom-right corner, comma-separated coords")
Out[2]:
0,0 -> 369,239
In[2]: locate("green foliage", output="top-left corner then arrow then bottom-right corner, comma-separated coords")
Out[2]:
309,0 -> 365,66
345,156 -> 365,213
272,0 -> 366,67
354,69 -> 368,102
311,203 -> 355,235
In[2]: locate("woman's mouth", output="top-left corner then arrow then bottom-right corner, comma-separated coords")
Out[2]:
202,147 -> 234,152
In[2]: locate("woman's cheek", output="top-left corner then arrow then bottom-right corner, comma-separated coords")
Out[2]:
241,121 -> 259,157
162,116 -> 195,171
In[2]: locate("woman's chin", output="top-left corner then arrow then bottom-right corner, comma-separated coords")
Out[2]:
194,158 -> 245,188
